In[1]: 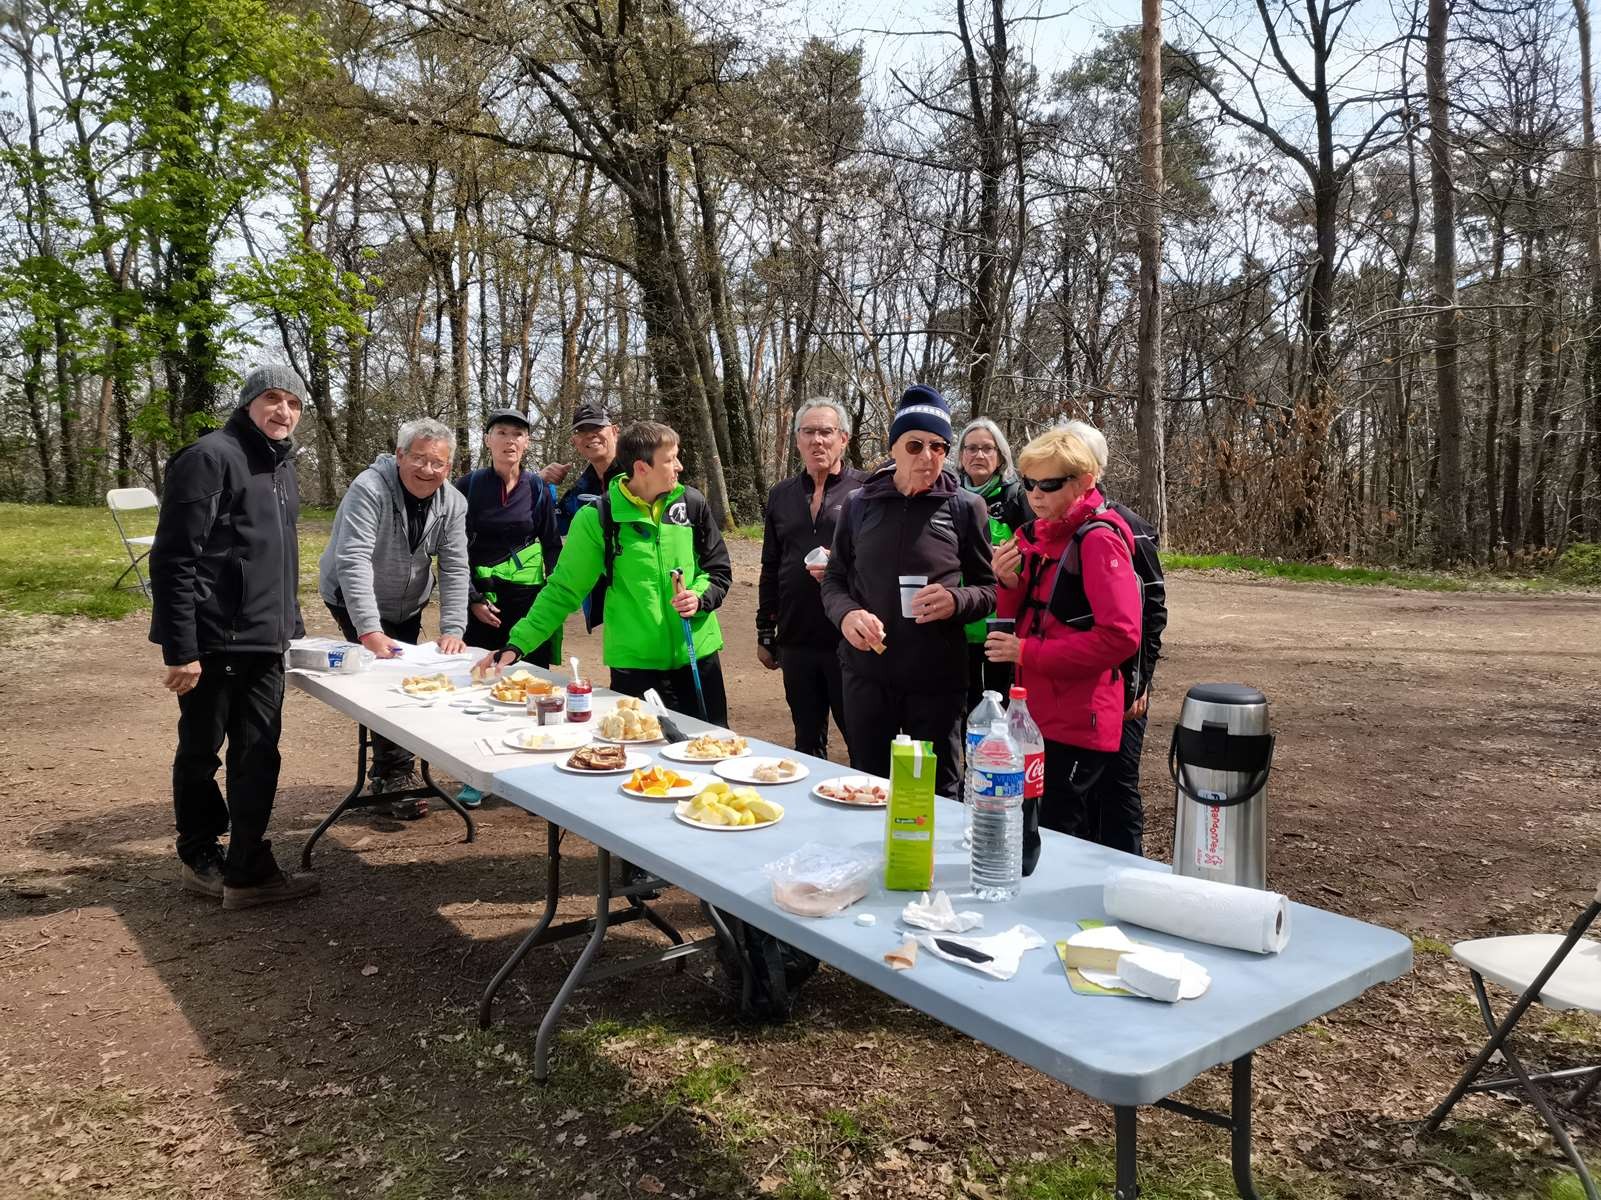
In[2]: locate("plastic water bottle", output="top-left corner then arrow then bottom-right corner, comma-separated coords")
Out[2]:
1008,685 -> 1045,820
963,690 -> 1007,847
969,719 -> 1024,900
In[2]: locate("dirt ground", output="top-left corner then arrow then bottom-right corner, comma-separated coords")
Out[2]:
2,537 -> 1600,1200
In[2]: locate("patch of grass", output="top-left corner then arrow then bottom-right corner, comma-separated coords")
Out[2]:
729,521 -> 764,540
1536,1011 -> 1601,1047
0,502 -> 159,618
0,501 -> 333,620
669,1060 -> 747,1106
1426,1117 -> 1565,1198
1009,1143 -> 1326,1200
1166,552 -> 1472,592
1412,934 -> 1453,956
775,1147 -> 832,1200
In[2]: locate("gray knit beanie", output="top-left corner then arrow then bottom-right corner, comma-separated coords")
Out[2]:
238,364 -> 308,408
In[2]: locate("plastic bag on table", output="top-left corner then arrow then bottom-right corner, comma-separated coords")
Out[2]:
762,842 -> 881,917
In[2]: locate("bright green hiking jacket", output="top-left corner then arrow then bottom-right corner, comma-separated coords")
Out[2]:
505,476 -> 733,670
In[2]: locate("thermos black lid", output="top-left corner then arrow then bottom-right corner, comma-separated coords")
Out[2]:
1186,682 -> 1268,706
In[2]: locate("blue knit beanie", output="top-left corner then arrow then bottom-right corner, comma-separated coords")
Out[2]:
887,384 -> 953,447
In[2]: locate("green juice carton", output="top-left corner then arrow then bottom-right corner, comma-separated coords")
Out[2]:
884,734 -> 936,891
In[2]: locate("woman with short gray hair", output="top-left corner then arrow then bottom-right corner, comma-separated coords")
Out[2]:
956,417 -> 1029,708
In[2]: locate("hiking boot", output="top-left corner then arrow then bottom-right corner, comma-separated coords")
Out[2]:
179,855 -> 224,899
222,869 -> 321,910
370,770 -> 427,820
386,795 -> 428,821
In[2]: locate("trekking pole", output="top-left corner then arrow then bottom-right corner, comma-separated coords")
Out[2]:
670,568 -> 709,720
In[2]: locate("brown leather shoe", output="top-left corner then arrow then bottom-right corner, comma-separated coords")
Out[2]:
179,859 -> 224,899
222,869 -> 321,910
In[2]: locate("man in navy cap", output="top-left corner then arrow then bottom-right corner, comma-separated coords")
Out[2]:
556,401 -> 624,628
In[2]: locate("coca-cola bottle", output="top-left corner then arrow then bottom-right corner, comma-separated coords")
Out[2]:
1008,686 -> 1044,874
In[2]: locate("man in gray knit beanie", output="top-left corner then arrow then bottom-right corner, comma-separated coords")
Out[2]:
238,364 -> 308,412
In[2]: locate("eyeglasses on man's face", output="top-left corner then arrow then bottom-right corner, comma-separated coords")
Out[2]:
1020,474 -> 1075,493
903,438 -> 950,458
405,452 -> 450,474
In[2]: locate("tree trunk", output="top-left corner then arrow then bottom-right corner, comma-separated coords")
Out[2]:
1427,0 -> 1464,561
1577,0 -> 1601,539
1135,0 -> 1167,538
690,145 -> 765,517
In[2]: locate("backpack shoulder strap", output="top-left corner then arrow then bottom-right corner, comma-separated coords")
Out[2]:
1066,504 -> 1134,571
596,491 -> 621,585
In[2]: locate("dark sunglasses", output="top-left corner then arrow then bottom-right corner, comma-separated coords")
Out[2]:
1021,474 -> 1075,493
904,438 -> 950,457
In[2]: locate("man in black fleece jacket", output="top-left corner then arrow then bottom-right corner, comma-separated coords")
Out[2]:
149,366 -> 319,910
821,386 -> 996,798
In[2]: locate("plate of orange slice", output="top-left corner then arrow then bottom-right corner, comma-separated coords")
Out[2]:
620,765 -> 710,800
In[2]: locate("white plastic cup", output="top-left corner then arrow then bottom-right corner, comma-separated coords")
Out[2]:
899,575 -> 928,618
804,546 -> 830,568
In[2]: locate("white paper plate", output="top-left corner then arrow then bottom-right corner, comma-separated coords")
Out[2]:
619,770 -> 713,800
659,737 -> 752,764
485,692 -> 556,709
394,681 -> 459,699
554,749 -> 652,775
811,774 -> 891,808
673,798 -> 784,830
501,726 -> 591,753
714,756 -> 810,786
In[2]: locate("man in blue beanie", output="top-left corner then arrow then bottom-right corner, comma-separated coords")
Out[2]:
821,385 -> 996,797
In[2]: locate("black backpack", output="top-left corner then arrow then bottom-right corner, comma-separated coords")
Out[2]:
1018,505 -> 1149,709
713,914 -> 820,1023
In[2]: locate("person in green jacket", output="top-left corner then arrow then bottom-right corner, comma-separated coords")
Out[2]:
957,416 -> 1030,710
478,420 -> 734,724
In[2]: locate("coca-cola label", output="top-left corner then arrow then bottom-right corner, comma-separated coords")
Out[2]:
974,768 -> 1024,798
1023,751 -> 1044,799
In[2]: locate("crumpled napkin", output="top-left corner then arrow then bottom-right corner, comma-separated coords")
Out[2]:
911,924 -> 1045,980
900,890 -> 983,933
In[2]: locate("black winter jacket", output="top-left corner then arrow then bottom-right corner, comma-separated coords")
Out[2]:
757,465 -> 868,650
149,407 -> 304,665
1104,497 -> 1168,697
820,465 -> 995,690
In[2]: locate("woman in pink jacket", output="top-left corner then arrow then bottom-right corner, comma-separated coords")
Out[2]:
984,426 -> 1143,866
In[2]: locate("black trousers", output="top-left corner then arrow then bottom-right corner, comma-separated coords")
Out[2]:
173,653 -> 285,886
1088,716 -> 1147,857
467,583 -> 556,666
841,665 -> 966,799
327,603 -> 422,778
610,652 -> 728,727
778,643 -> 848,759
1025,737 -> 1119,872
964,642 -> 1015,713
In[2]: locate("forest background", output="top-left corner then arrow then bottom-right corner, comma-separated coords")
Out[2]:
4,0 -> 1601,570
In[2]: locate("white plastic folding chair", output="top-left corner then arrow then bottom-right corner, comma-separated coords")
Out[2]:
106,487 -> 159,595
1424,882 -> 1601,1198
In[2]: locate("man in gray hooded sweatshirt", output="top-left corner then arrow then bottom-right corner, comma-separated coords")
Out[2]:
319,417 -> 470,816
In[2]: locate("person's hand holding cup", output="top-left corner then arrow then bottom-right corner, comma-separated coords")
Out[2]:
804,545 -> 830,582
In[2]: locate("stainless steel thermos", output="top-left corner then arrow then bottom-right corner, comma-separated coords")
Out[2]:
1169,683 -> 1275,889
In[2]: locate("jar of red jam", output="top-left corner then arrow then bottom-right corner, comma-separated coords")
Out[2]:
566,677 -> 593,721
535,694 -> 566,725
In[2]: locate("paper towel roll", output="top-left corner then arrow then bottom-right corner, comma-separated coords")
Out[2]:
1103,868 -> 1291,954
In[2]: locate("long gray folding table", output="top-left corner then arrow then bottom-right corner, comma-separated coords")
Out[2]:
488,724 -> 1412,1200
